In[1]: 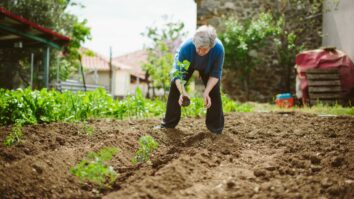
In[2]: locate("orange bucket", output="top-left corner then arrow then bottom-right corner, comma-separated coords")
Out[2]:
275,93 -> 294,108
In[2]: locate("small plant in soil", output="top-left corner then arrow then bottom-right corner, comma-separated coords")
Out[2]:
3,122 -> 23,146
173,60 -> 191,107
131,135 -> 159,165
80,121 -> 94,136
70,147 -> 119,188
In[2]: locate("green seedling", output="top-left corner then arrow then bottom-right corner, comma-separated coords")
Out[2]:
131,135 -> 159,165
70,147 -> 119,188
82,121 -> 94,136
4,122 -> 23,146
174,60 -> 191,106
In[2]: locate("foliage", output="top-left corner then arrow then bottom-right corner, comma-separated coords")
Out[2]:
173,60 -> 191,85
122,88 -> 148,118
0,88 -> 253,126
131,135 -> 159,165
79,121 -> 94,136
220,13 -> 283,95
0,0 -> 91,88
70,147 -> 119,188
60,18 -> 92,80
270,0 -> 340,91
221,94 -> 253,113
182,97 -> 206,117
273,19 -> 304,91
220,1 -> 340,99
181,94 -> 253,117
142,18 -> 187,97
3,122 -> 23,146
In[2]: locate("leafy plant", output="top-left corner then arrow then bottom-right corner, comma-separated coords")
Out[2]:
142,18 -> 187,97
78,121 -> 94,136
182,97 -> 206,117
222,94 -> 253,113
124,88 -> 148,118
131,135 -> 159,165
70,147 -> 119,188
171,60 -> 191,106
173,60 -> 191,86
4,122 -> 23,146
0,87 -> 254,126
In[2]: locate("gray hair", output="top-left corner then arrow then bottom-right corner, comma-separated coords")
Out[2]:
192,25 -> 217,49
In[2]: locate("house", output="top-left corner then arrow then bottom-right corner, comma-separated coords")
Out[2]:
113,50 -> 149,96
81,49 -> 149,97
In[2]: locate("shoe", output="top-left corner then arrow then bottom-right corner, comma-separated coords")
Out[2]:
207,128 -> 223,134
210,131 -> 222,135
153,125 -> 166,130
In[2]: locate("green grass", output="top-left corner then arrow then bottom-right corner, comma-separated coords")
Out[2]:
300,103 -> 354,116
250,102 -> 354,116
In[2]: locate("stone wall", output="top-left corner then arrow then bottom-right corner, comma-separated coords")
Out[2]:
196,0 -> 277,28
195,0 -> 323,102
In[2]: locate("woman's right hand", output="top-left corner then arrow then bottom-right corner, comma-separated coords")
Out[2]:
178,94 -> 190,106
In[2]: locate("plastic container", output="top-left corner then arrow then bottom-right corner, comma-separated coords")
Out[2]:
275,93 -> 294,108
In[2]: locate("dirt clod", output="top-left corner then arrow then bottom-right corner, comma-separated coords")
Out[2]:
331,156 -> 345,167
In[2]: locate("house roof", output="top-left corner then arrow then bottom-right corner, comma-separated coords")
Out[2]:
81,48 -> 146,79
81,49 -> 113,71
113,50 -> 148,79
0,7 -> 70,49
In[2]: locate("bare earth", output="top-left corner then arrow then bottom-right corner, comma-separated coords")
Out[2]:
0,112 -> 353,199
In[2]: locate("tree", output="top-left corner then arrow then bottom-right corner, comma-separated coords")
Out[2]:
270,0 -> 340,92
0,0 -> 91,89
141,18 -> 187,98
220,13 -> 283,98
220,0 -> 340,100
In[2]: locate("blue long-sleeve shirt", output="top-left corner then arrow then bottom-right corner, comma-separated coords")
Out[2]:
171,38 -> 224,80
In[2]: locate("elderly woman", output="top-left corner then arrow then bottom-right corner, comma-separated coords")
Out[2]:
160,25 -> 225,134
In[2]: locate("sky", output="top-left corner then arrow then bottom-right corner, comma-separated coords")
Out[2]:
68,0 -> 197,57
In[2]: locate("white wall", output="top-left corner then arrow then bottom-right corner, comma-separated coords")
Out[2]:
323,0 -> 354,60
130,82 -> 148,95
112,70 -> 130,96
85,71 -> 110,87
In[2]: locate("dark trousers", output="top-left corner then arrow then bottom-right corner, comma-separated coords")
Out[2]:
161,68 -> 224,133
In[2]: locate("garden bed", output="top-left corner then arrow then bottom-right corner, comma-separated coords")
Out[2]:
0,112 -> 353,198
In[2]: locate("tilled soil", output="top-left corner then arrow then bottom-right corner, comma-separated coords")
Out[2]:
0,112 -> 353,199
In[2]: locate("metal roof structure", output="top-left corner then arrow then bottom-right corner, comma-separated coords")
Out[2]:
0,7 -> 71,89
0,7 -> 70,49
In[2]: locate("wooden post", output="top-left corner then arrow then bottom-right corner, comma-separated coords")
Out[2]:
30,53 -> 34,89
43,47 -> 50,89
109,46 -> 113,94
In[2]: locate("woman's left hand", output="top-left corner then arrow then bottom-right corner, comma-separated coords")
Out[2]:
203,92 -> 211,109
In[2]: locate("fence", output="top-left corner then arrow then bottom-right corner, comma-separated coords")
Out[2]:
52,80 -> 109,93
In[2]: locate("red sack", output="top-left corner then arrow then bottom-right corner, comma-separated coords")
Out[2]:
295,48 -> 354,104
